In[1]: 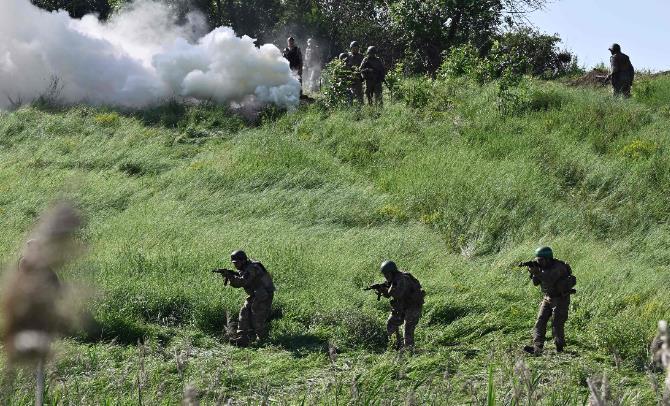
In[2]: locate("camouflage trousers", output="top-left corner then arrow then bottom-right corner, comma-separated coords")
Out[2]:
387,305 -> 422,348
365,81 -> 383,106
237,292 -> 273,341
533,295 -> 570,349
612,75 -> 633,98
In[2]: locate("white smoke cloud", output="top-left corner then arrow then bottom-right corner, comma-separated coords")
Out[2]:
0,0 -> 300,109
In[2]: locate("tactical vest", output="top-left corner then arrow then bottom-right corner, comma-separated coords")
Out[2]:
402,272 -> 425,307
252,261 -> 276,293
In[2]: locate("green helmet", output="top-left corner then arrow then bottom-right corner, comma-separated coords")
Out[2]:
350,41 -> 359,49
609,43 -> 621,53
380,260 -> 398,274
367,46 -> 377,55
230,250 -> 248,263
534,246 -> 553,259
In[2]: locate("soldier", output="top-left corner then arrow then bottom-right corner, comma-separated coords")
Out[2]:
521,247 -> 576,355
346,41 -> 364,104
606,43 -> 635,98
368,260 -> 425,350
283,37 -> 304,95
304,38 -> 322,92
218,250 -> 275,347
360,46 -> 386,106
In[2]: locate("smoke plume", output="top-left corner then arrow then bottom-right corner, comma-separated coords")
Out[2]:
0,0 -> 300,109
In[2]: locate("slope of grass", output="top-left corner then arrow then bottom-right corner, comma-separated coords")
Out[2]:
0,76 -> 669,403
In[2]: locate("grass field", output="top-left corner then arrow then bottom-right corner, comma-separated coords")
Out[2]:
0,74 -> 669,404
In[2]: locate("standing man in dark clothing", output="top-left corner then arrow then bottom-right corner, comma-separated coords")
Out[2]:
520,247 -> 576,355
346,41 -> 365,104
360,46 -> 386,106
283,37 -> 303,96
606,43 -> 635,98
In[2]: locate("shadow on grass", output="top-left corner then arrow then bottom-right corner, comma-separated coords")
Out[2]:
270,333 -> 328,357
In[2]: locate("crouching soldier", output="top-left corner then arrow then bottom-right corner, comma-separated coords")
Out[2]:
520,247 -> 576,355
367,260 -> 425,350
218,250 -> 275,347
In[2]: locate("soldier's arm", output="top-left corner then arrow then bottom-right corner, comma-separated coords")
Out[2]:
227,266 -> 256,288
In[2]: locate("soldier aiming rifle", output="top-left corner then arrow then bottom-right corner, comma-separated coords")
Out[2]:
213,250 -> 275,347
519,247 -> 576,355
366,260 -> 425,351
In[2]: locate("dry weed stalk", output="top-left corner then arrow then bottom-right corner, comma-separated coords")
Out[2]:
1,202 -> 83,405
652,320 -> 670,405
183,383 -> 200,406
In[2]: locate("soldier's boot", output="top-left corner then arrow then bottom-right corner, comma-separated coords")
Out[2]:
523,345 -> 543,356
230,334 -> 250,347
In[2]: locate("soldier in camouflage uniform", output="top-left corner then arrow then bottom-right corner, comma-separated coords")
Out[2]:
220,250 -> 275,347
346,41 -> 365,104
522,247 -> 576,355
606,43 -> 635,98
360,46 -> 386,106
373,260 -> 425,350
283,37 -> 304,96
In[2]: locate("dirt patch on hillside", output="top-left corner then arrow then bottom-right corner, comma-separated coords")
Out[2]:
569,69 -> 609,87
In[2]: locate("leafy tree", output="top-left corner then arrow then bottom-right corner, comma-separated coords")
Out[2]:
31,0 -> 112,18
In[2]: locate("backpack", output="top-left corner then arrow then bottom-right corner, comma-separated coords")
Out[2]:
555,261 -> 577,295
403,272 -> 426,306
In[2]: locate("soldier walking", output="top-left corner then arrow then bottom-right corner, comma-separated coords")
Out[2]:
368,260 -> 425,350
520,247 -> 576,355
346,41 -> 364,104
606,43 -> 635,98
360,46 -> 386,106
283,37 -> 304,96
217,250 -> 275,347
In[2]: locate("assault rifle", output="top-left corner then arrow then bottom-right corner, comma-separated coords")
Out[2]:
517,261 -> 541,277
363,282 -> 390,301
212,268 -> 238,286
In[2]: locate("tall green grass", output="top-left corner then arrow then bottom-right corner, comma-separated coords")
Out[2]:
0,75 -> 669,403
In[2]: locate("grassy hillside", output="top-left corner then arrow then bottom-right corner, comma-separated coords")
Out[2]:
1,74 -> 669,403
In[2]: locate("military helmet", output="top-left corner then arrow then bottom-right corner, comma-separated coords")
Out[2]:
339,53 -> 348,60
609,43 -> 621,52
350,41 -> 360,49
230,250 -> 248,263
380,260 -> 398,274
367,46 -> 377,55
534,246 -> 553,259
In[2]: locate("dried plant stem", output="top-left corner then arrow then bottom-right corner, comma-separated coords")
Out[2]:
35,359 -> 44,406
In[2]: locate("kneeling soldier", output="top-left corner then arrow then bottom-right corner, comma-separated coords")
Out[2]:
520,246 -> 576,355
368,260 -> 425,350
217,250 -> 275,347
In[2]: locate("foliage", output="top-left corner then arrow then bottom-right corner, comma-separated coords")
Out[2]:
321,58 -> 355,108
29,0 -> 560,76
439,28 -> 581,84
31,0 -> 113,18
